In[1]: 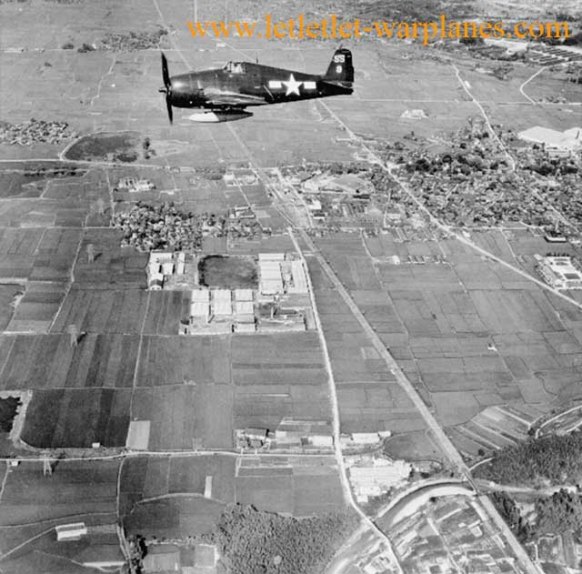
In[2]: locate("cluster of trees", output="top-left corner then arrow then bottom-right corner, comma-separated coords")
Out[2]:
475,431 -> 582,486
536,489 -> 582,538
0,396 -> 21,433
214,504 -> 358,574
491,492 -> 533,543
100,29 -> 168,52
493,490 -> 582,543
113,202 -> 211,251
127,535 -> 147,574
197,166 -> 227,181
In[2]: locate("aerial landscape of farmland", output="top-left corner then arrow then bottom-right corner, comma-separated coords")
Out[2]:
0,0 -> 581,572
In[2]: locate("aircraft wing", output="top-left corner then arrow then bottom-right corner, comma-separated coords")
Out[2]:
204,89 -> 267,108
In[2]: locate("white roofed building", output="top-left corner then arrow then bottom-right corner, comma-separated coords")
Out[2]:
212,289 -> 232,316
289,260 -> 308,294
537,256 -> 582,290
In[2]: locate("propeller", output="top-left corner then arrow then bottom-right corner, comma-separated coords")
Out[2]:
159,52 -> 173,124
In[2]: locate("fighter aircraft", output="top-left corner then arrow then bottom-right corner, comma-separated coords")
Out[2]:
159,47 -> 354,123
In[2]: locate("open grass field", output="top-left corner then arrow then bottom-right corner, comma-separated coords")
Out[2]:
0,459 -> 121,572
0,459 -> 119,529
2,527 -> 123,574
20,388 -> 131,448
0,171 -> 46,200
121,455 -> 237,507
0,333 -> 140,390
143,290 -> 190,335
4,222 -> 85,288
124,496 -> 226,540
72,229 -> 148,289
120,454 -> 343,526
7,282 -> 68,333
231,332 -> 327,386
131,384 -> 234,450
199,255 -> 258,289
121,454 -> 235,537
235,455 -> 345,516
136,335 -> 231,387
64,131 -> 144,162
0,284 -> 21,331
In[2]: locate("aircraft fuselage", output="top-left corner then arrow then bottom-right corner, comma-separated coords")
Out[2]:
169,62 -> 352,109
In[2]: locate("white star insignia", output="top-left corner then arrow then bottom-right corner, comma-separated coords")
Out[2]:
282,74 -> 302,96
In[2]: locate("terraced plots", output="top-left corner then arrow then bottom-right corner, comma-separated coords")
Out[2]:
306,242 -> 427,435
0,228 -> 81,283
318,231 -> 582,456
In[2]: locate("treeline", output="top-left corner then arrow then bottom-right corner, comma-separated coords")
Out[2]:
492,490 -> 582,543
475,431 -> 582,486
491,492 -> 533,543
213,504 -> 359,574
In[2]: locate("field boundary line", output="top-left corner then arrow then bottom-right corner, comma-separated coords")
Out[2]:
47,228 -> 85,334
295,224 -> 541,574
289,228 -> 404,574
0,462 -> 9,505
129,291 -> 152,419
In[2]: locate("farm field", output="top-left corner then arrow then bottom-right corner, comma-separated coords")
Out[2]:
235,455 -> 345,516
131,385 -> 234,450
232,332 -> 332,429
20,388 -> 132,448
316,231 -> 582,452
0,333 -> 140,390
51,289 -> 149,334
120,453 -> 344,531
0,459 -> 122,573
0,0 -> 581,569
0,459 -> 120,542
72,229 -> 148,289
7,282 -> 68,333
135,335 -> 231,387
306,251 -> 428,435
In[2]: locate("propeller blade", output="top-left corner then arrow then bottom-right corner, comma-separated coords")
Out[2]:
166,96 -> 173,124
161,52 -> 171,90
160,52 -> 173,124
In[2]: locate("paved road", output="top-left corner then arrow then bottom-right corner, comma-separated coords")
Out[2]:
289,229 -> 404,574
519,67 -> 544,105
296,226 -> 542,574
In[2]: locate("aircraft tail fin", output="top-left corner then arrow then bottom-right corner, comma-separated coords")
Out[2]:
323,48 -> 354,85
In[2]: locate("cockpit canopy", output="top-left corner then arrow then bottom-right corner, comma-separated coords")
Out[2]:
223,61 -> 246,74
